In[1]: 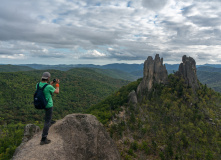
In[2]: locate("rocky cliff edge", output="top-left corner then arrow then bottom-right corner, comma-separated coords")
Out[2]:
12,114 -> 120,160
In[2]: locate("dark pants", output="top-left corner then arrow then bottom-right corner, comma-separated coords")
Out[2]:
42,107 -> 53,138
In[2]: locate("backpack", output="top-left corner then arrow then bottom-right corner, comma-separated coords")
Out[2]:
34,83 -> 48,109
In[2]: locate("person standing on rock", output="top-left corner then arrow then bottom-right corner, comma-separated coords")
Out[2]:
37,72 -> 60,145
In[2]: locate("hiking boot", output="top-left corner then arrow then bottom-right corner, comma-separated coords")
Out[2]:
40,138 -> 51,145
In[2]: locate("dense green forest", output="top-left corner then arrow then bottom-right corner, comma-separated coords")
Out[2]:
90,68 -> 138,81
0,123 -> 26,159
0,68 -> 129,124
88,75 -> 221,160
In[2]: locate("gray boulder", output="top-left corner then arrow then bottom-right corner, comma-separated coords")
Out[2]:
13,124 -> 40,157
12,114 -> 120,160
128,90 -> 138,105
22,124 -> 40,143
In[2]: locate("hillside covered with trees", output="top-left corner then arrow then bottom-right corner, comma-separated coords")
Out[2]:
0,68 -> 129,124
89,75 -> 221,160
197,71 -> 221,93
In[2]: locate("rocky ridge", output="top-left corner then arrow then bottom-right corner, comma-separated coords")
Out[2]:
135,54 -> 199,98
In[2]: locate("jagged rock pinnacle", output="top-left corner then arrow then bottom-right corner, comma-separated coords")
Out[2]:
176,55 -> 199,91
137,54 -> 168,95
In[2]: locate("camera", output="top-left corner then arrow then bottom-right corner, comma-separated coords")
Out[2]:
53,79 -> 56,83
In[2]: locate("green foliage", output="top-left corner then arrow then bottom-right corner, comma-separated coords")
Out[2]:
0,123 -> 25,160
0,122 -> 43,160
130,141 -> 138,151
87,78 -> 142,124
128,149 -> 134,156
141,141 -> 150,155
90,68 -> 138,81
206,150 -> 214,160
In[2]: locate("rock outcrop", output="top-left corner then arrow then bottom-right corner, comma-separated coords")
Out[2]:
128,90 -> 138,105
137,54 -> 168,95
22,124 -> 40,143
13,124 -> 40,157
176,55 -> 199,91
13,114 -> 120,160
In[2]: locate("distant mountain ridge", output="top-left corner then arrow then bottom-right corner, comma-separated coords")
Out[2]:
16,63 -> 144,72
0,65 -> 34,72
1,63 -> 221,72
197,66 -> 221,73
16,63 -> 221,70
1,63 -> 221,92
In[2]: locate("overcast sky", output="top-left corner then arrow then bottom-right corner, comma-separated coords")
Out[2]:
0,0 -> 221,65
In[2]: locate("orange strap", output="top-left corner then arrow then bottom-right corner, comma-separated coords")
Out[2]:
56,84 -> 59,87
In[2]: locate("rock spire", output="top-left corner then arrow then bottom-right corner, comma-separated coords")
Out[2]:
176,55 -> 199,91
137,54 -> 168,94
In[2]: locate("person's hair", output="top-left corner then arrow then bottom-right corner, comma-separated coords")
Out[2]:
41,78 -> 49,82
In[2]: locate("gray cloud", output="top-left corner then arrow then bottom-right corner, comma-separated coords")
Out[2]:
0,0 -> 221,64
181,5 -> 195,16
142,0 -> 168,11
0,49 -> 16,55
187,16 -> 221,27
31,53 -> 67,58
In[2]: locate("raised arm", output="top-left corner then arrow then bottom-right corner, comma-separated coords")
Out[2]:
50,79 -> 60,94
